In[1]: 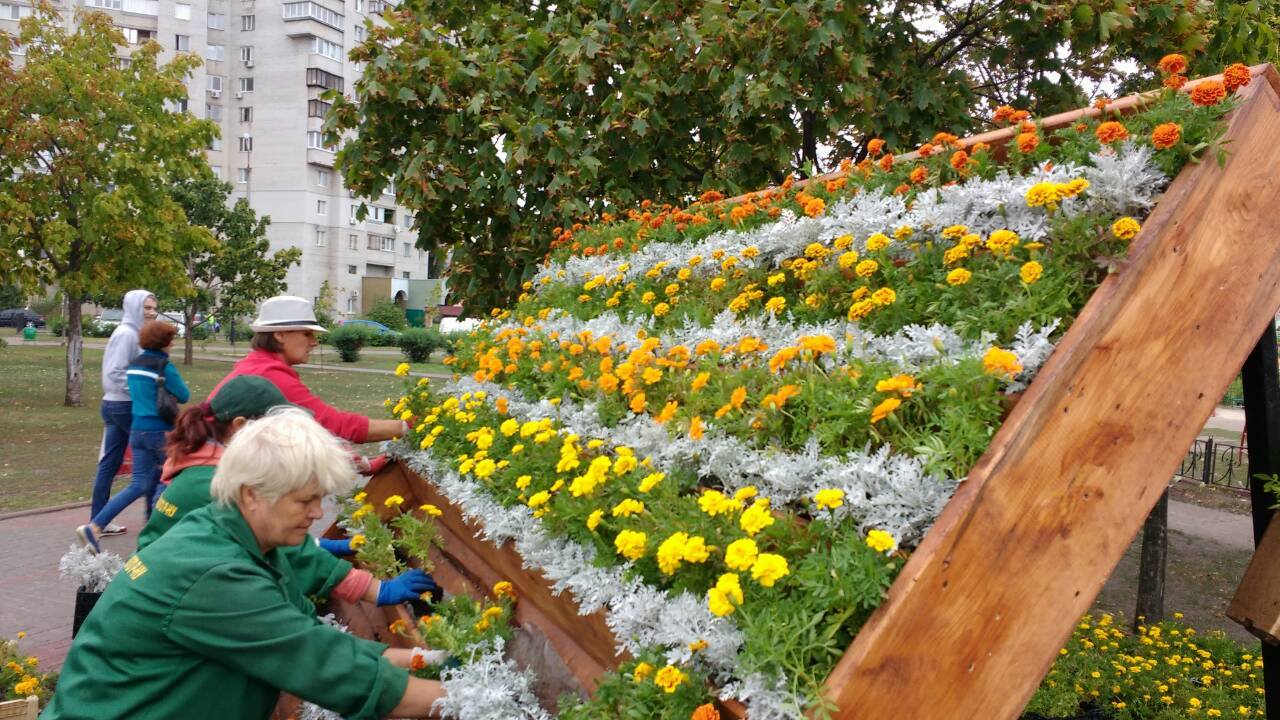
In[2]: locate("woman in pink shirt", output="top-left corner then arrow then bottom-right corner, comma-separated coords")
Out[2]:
209,296 -> 407,444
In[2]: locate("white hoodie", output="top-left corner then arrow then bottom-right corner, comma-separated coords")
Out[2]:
101,290 -> 153,402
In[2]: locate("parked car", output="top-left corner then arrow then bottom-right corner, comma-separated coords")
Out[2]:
338,319 -> 402,337
0,308 -> 45,328
94,308 -> 125,332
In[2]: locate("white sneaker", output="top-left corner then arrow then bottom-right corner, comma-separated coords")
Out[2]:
100,523 -> 127,536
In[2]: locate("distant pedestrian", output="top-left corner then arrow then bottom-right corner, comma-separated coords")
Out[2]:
78,320 -> 190,553
88,289 -> 157,537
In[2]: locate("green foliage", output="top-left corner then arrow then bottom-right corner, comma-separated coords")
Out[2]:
48,317 -> 65,337
558,654 -> 714,720
188,324 -> 211,341
1,635 -> 56,705
365,300 -> 408,331
225,321 -> 253,343
0,6 -> 218,401
0,285 -> 25,309
410,594 -> 515,676
314,280 -> 337,329
327,0 -> 1265,312
329,324 -> 372,362
398,327 -> 444,362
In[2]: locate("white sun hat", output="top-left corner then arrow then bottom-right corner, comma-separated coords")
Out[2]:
249,295 -> 328,333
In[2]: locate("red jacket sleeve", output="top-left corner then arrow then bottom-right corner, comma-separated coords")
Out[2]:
261,365 -> 371,444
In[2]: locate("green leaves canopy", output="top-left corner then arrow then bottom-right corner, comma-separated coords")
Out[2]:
327,0 -> 1275,312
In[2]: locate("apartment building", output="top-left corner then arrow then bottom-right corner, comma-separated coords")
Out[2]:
1,0 -> 443,318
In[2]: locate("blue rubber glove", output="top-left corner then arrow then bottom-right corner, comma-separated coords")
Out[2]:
317,538 -> 354,556
377,568 -> 440,606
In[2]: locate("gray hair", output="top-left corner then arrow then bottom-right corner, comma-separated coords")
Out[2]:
211,407 -> 358,505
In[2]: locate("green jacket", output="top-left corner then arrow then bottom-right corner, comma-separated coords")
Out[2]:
43,503 -> 409,720
137,465 -> 216,550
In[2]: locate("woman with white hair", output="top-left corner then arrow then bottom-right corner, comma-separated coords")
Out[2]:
45,409 -> 445,719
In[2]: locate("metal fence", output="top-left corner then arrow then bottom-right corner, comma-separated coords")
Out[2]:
1174,437 -> 1251,490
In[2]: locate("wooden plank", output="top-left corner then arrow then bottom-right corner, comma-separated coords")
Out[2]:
1228,511 -> 1280,644
821,65 -> 1280,719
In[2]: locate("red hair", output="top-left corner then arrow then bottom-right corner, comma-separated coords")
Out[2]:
167,403 -> 234,459
138,320 -> 178,350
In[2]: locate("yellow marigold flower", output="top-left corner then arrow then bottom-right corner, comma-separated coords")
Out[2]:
865,233 -> 891,251
871,287 -> 896,306
632,662 -> 655,682
814,488 -> 845,510
638,471 -> 665,492
688,639 -> 708,653
654,665 -> 687,693
657,532 -> 690,574
804,293 -> 822,308
642,367 -> 664,385
710,277 -> 726,291
500,418 -> 520,436
941,224 -> 967,239
1063,178 -> 1090,197
640,291 -> 656,305
946,268 -> 972,286
655,401 -> 679,424
766,272 -> 786,287
847,299 -> 876,321
875,373 -> 918,396
653,302 -> 671,317
982,347 -> 1023,378
629,392 -> 647,414
986,229 -> 1020,255
855,259 -> 879,277
612,498 -> 645,517
724,538 -> 759,571
586,509 -> 603,531
515,475 -> 532,490
798,334 -> 836,354
614,529 -> 648,561
385,494 -> 405,508
527,491 -> 551,508
394,362 -> 411,377
683,535 -> 711,564
697,489 -> 738,517
866,529 -> 897,553
1020,261 -> 1043,284
804,242 -> 828,259
350,534 -> 367,549
353,491 -> 368,503
870,397 -> 901,424
765,296 -> 786,314
1112,217 -> 1141,240
474,458 -> 497,478
707,573 -> 744,617
689,415 -> 705,440
1025,182 -> 1062,208
740,499 -> 775,536
13,678 -> 39,696
419,503 -> 443,517
838,250 -> 860,270
833,234 -> 854,250
734,486 -> 757,502
740,245 -> 760,258
750,553 -> 790,587
893,225 -> 913,240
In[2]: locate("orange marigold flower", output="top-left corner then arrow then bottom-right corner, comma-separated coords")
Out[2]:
917,142 -> 935,158
1009,109 -> 1030,123
908,166 -> 927,185
867,138 -> 885,156
893,183 -> 910,195
950,150 -> 970,172
1163,74 -> 1187,90
870,397 -> 901,424
1095,121 -> 1129,144
1092,98 -> 1110,110
1016,132 -> 1039,153
878,153 -> 894,172
1157,53 -> 1187,75
971,142 -> 990,154
692,704 -> 721,720
992,105 -> 1016,125
1223,63 -> 1252,94
1190,80 -> 1226,107
1151,123 -> 1181,150
933,131 -> 960,147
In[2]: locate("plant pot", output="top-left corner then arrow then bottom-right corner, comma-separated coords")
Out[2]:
73,587 -> 102,638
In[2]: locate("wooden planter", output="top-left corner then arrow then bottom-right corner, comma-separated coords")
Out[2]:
0,697 -> 37,720
349,64 -> 1280,719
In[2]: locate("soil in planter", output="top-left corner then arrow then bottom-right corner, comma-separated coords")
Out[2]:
72,587 -> 101,638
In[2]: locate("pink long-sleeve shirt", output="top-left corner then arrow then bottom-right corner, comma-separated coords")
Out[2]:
210,349 -> 371,443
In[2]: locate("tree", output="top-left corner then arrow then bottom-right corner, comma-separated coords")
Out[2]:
169,177 -> 301,364
0,7 -> 218,405
0,285 -> 25,310
327,0 -> 1277,312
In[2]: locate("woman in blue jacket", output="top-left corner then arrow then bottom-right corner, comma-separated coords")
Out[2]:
78,320 -> 190,553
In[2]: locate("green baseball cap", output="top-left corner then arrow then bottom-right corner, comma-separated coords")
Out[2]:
209,375 -> 299,421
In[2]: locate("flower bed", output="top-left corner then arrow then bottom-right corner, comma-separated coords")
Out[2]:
374,62 -> 1260,720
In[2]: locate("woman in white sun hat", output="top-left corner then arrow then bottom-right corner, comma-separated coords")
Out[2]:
206,296 -> 408,444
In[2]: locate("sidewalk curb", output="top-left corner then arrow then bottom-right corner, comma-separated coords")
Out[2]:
0,500 -> 91,522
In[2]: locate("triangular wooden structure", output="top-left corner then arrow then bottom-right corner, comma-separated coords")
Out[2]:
340,64 -> 1280,719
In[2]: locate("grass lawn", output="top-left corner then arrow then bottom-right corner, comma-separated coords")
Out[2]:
191,342 -> 451,375
0,344 -> 422,513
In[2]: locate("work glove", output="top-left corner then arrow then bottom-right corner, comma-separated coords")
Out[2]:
317,538 -> 354,556
377,568 -> 441,606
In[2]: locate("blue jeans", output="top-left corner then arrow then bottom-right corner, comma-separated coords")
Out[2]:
93,429 -> 166,528
89,401 -> 133,519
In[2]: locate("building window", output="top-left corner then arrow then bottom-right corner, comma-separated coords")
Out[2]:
312,36 -> 342,61
307,130 -> 335,152
348,234 -> 358,250
119,27 -> 155,44
211,166 -> 223,180
206,12 -> 224,29
305,67 -> 344,92
353,25 -> 365,42
240,46 -> 254,64
207,74 -> 223,93
174,2 -> 190,19
87,0 -> 123,10
175,34 -> 191,52
209,136 -> 222,151
316,199 -> 327,215
238,135 -> 253,151
239,106 -> 252,122
346,296 -> 358,313
354,0 -> 362,11
316,169 -> 330,187
240,14 -> 255,30
402,271 -> 410,279
238,77 -> 254,93
403,242 -> 411,257
207,104 -> 223,121
369,206 -> 394,224
173,97 -> 188,113
282,1 -> 343,30
237,167 -> 250,183
206,44 -> 224,61
1,2 -> 32,18
307,99 -> 332,118
315,228 -> 327,247
367,234 -> 394,252
347,264 -> 357,274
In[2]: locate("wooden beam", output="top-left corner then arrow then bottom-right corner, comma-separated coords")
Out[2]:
821,65 -> 1280,719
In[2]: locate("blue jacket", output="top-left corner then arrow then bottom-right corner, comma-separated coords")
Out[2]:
126,349 -> 191,431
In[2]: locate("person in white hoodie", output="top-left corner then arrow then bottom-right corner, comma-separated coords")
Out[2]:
89,289 -> 158,535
